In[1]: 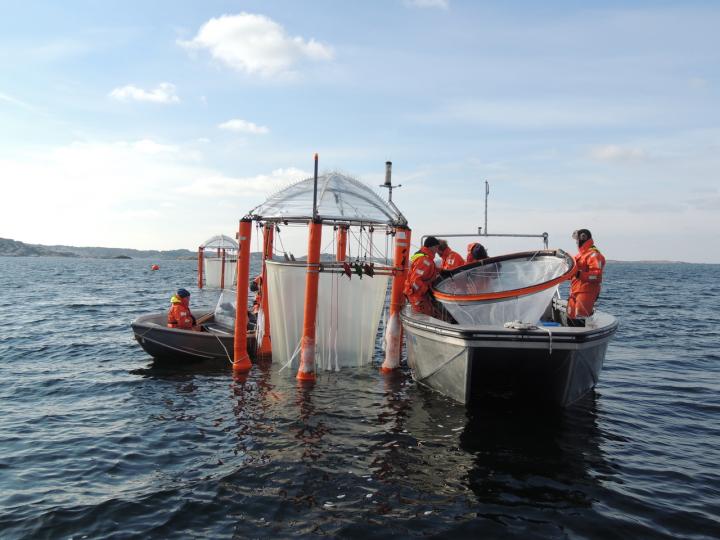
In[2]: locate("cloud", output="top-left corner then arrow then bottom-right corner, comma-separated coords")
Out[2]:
0,91 -> 33,110
589,144 -> 648,161
177,168 -> 308,197
404,0 -> 449,9
178,13 -> 334,77
218,118 -> 269,135
109,83 -> 180,104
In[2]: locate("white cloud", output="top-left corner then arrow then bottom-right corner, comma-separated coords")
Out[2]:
132,139 -> 179,154
178,13 -> 334,77
0,140 -> 314,250
590,144 -> 648,161
0,91 -> 33,110
404,0 -> 449,9
218,118 -> 269,135
109,82 -> 180,104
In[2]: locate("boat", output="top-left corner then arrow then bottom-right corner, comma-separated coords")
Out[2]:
401,247 -> 618,407
131,312 -> 257,363
131,290 -> 257,363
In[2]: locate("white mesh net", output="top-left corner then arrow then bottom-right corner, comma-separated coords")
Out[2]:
433,251 -> 574,326
203,258 -> 237,289
266,260 -> 390,370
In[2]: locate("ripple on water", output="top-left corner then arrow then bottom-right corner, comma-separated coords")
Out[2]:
0,258 -> 718,538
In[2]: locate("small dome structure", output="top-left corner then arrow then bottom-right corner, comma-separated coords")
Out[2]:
199,234 -> 238,289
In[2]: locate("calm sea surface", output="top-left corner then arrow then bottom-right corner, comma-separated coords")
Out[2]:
0,257 -> 718,539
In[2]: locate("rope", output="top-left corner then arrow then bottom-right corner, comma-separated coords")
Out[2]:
502,320 -> 553,355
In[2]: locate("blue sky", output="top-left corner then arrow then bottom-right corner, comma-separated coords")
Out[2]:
1,1 -> 719,262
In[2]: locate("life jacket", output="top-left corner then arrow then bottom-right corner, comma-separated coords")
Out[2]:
167,295 -> 194,329
404,247 -> 438,301
251,275 -> 263,314
439,247 -> 465,270
568,241 -> 605,318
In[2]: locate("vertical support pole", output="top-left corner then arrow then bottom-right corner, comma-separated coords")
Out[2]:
197,246 -> 204,289
297,219 -> 322,381
234,219 -> 252,372
381,226 -> 411,372
258,222 -> 273,357
336,225 -> 348,262
220,248 -> 226,289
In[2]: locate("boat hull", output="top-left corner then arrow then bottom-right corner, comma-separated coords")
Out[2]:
401,309 -> 617,407
131,313 -> 256,363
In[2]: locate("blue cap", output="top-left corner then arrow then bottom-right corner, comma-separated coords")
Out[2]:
176,288 -> 191,298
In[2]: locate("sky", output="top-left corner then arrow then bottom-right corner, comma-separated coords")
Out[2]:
1,0 -> 719,263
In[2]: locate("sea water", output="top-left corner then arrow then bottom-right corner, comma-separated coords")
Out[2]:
0,257 -> 718,539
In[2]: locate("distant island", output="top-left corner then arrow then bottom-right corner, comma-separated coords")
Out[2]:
0,238 -> 195,260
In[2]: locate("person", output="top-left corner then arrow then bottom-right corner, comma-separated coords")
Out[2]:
567,229 -> 605,326
250,275 -> 263,315
437,239 -> 465,271
167,288 -> 197,330
404,236 -> 440,315
466,242 -> 488,264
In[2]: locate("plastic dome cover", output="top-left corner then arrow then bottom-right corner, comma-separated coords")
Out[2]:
201,234 -> 238,251
432,250 -> 576,326
250,172 -> 403,224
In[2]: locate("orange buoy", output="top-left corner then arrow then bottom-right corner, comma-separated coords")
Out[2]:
151,264 -> 160,271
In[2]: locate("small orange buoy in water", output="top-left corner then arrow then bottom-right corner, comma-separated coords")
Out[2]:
151,264 -> 160,271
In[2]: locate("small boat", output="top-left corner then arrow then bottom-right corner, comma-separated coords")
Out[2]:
402,249 -> 618,407
131,312 -> 256,363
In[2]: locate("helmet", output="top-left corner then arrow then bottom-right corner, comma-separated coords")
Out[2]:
176,288 -> 191,298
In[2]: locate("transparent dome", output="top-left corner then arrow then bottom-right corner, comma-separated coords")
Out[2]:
250,172 -> 404,225
200,234 -> 238,251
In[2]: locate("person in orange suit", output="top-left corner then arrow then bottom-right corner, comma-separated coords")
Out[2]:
404,236 -> 440,315
250,275 -> 263,315
437,239 -> 465,270
466,242 -> 488,264
567,229 -> 606,326
167,288 -> 197,330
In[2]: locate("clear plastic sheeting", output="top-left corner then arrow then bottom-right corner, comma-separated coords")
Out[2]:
213,289 -> 237,329
201,235 -> 238,250
433,250 -> 575,326
266,260 -> 390,370
250,172 -> 403,224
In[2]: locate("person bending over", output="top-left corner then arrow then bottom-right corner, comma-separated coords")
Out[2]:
437,239 -> 465,271
404,236 -> 440,315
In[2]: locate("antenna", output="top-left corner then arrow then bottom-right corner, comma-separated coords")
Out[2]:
484,180 -> 489,235
380,161 -> 402,203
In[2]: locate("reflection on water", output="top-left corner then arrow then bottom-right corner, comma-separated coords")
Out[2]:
462,395 -> 608,511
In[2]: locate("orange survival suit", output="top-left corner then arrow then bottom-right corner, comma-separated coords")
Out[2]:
167,294 -> 196,329
567,239 -> 605,320
439,245 -> 465,270
466,242 -> 488,264
250,275 -> 263,315
404,246 -> 439,315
